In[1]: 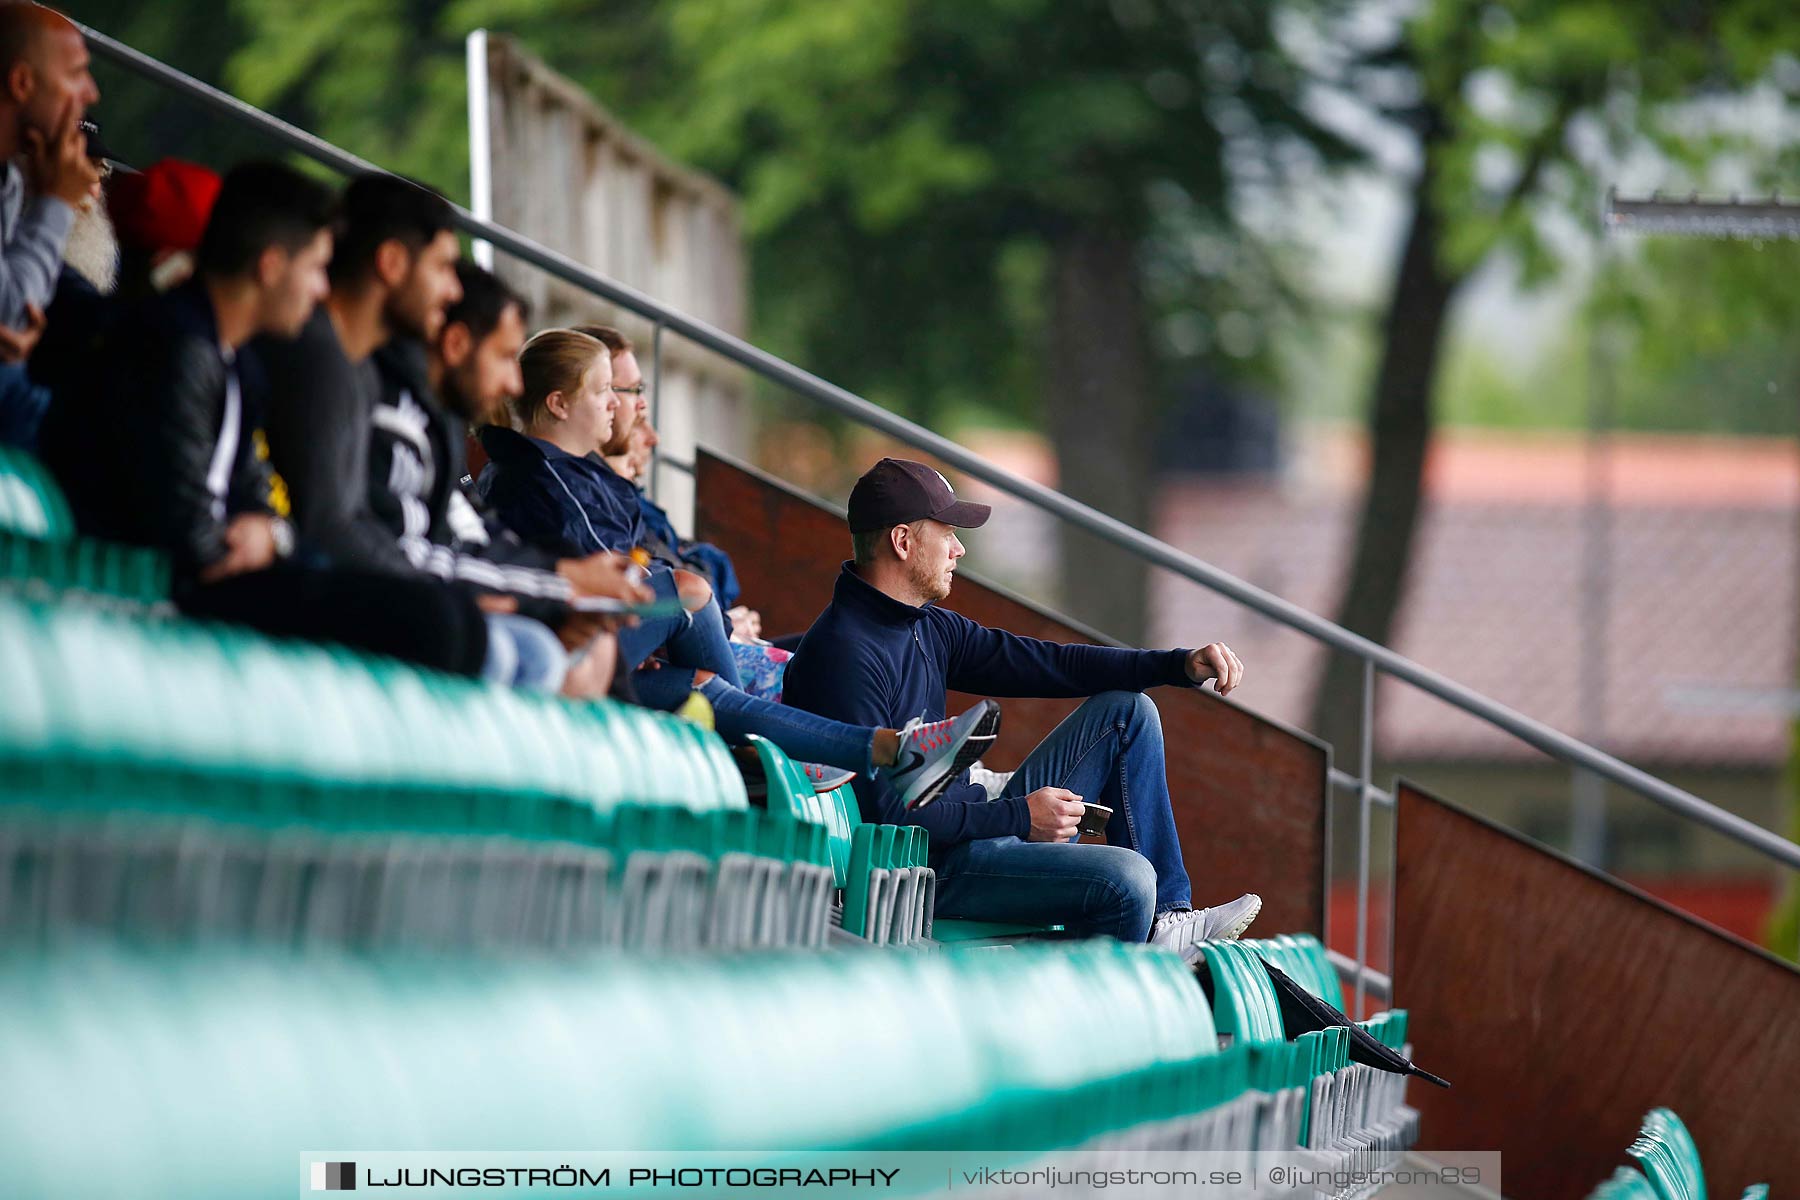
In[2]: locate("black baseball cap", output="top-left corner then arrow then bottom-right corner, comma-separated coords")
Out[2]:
846,458 -> 992,533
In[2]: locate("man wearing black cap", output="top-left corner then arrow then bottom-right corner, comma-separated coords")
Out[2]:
783,457 -> 1259,958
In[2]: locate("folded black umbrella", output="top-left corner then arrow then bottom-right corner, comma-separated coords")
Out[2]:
1194,955 -> 1450,1089
1261,958 -> 1450,1088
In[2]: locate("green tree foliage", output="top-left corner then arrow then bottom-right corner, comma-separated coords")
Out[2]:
1308,0 -> 1800,760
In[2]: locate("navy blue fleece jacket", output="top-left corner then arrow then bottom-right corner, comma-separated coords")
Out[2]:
782,563 -> 1194,859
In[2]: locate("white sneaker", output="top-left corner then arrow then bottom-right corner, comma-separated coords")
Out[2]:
967,762 -> 1014,800
1149,893 -> 1263,961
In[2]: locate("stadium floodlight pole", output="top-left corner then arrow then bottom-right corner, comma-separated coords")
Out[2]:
1605,188 -> 1800,239
78,21 -> 1800,878
465,29 -> 495,270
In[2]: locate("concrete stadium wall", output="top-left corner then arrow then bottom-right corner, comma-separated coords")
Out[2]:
480,34 -> 749,535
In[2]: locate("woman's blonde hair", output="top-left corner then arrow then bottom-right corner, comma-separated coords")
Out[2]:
516,329 -> 607,428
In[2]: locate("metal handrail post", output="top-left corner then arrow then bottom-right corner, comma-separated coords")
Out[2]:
1355,659 -> 1374,1020
648,320 -> 665,504
465,29 -> 495,271
79,19 -> 1800,876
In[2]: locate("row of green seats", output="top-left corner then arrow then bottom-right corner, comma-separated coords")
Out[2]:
749,737 -> 933,945
753,736 -> 1057,946
1201,938 -> 1422,1161
1202,942 -> 1350,1089
0,802 -> 834,952
1587,1107 -> 1768,1200
0,589 -> 849,948
0,530 -> 170,606
0,772 -> 833,958
0,939 -> 1248,1196
0,446 -> 171,604
1,591 -> 745,820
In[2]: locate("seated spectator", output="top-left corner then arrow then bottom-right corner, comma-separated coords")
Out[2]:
606,412 -> 764,647
0,3 -> 99,447
27,118 -> 117,413
783,457 -> 1263,956
57,119 -> 117,296
256,173 -> 642,694
578,323 -> 743,615
604,413 -> 784,698
397,260 -> 651,694
108,158 -> 219,298
55,161 -> 491,677
479,329 -> 997,803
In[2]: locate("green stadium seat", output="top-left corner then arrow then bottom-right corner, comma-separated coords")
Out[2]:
1628,1108 -> 1707,1200
0,939 -> 1289,1192
1201,940 -> 1287,1046
1591,1167 -> 1665,1200
1586,1108 -> 1777,1200
0,446 -> 172,605
0,590 -> 870,952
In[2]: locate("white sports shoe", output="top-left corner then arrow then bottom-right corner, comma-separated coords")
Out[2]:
1149,893 -> 1263,962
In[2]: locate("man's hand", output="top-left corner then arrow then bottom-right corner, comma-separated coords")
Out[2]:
0,304 -> 46,364
557,551 -> 655,603
1185,642 -> 1244,697
22,108 -> 102,209
1025,786 -> 1085,843
198,514 -> 279,584
474,594 -> 517,615
727,605 -> 762,643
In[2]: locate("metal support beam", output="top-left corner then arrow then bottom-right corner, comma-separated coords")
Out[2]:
1606,188 -> 1800,239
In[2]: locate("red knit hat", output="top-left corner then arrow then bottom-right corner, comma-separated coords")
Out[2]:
107,158 -> 222,254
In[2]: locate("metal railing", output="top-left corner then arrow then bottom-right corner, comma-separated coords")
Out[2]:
81,21 -> 1800,1013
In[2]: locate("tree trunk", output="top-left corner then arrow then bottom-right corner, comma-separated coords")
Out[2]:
1309,152 -> 1464,760
1045,228 -> 1154,645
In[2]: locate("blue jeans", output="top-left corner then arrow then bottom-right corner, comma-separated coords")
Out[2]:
619,571 -> 878,773
697,675 -> 877,775
0,362 -> 50,450
619,569 -> 742,710
933,691 -> 1193,942
481,612 -> 568,693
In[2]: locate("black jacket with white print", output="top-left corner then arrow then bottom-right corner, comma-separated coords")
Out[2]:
368,336 -> 572,626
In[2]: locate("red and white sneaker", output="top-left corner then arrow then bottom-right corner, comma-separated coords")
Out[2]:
802,762 -> 856,793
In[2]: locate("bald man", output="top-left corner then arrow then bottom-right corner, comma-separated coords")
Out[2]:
0,3 -> 99,329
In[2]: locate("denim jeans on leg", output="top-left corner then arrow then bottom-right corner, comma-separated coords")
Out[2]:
616,569 -> 741,706
697,675 -> 877,775
480,611 -> 569,693
932,690 -> 1194,942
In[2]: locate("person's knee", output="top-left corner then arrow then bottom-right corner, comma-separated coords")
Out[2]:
1098,848 -> 1157,941
1087,689 -> 1161,732
673,568 -> 712,613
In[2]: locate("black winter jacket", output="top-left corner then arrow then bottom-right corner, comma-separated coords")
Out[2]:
43,282 -> 274,575
367,337 -> 573,624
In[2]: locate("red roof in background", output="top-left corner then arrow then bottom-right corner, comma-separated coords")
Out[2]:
1143,427 -> 1800,765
